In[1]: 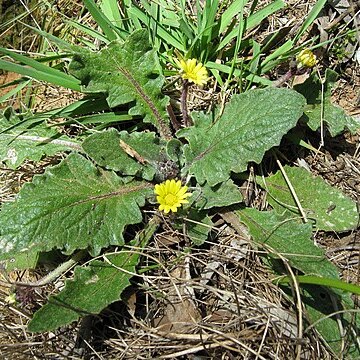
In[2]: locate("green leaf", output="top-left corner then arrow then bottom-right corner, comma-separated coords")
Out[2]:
83,0 -> 120,41
195,179 -> 243,210
28,217 -> 159,332
0,251 -> 39,271
236,208 -> 339,279
82,129 -> 176,181
300,285 -> 360,358
278,275 -> 360,295
237,208 -> 360,357
28,251 -> 137,332
184,210 -> 213,246
178,88 -> 306,186
0,108 -> 81,169
258,166 -> 358,231
294,69 -> 360,136
0,153 -> 152,257
69,29 -> 172,139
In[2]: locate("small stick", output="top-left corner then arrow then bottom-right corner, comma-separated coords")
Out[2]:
275,156 -> 308,223
119,139 -> 147,165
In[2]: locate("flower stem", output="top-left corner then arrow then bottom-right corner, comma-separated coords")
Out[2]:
181,80 -> 192,127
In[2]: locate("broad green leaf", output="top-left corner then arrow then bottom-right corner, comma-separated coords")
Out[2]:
69,29 -> 172,139
236,208 -> 339,279
195,179 -> 243,210
0,251 -> 39,271
0,153 -> 152,258
299,285 -> 360,358
258,166 -> 358,231
294,69 -> 360,136
184,210 -> 213,246
82,129 -> 176,181
28,252 -> 138,332
0,108 -> 81,169
28,217 -> 159,333
178,88 -> 306,186
237,208 -> 360,357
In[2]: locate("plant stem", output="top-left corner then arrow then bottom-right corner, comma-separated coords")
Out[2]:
181,80 -> 192,127
16,250 -> 88,287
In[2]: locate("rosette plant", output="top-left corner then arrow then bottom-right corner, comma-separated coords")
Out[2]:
0,1 -> 360,357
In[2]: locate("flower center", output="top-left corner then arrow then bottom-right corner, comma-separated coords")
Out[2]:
164,193 -> 177,205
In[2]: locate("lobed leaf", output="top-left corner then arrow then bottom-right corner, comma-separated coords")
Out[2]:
179,88 -> 306,186
294,69 -> 360,136
69,29 -> 172,139
258,166 -> 358,231
0,153 -> 152,257
82,129 -> 175,181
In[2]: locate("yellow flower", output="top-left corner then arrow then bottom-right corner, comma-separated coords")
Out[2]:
154,179 -> 191,214
296,49 -> 317,69
176,58 -> 209,86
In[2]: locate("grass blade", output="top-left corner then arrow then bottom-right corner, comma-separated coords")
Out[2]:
100,0 -> 123,26
0,59 -> 81,91
219,0 -> 248,34
83,0 -> 120,41
277,275 -> 360,295
0,47 -> 79,84
206,61 -> 273,85
0,79 -> 31,103
293,0 -> 327,44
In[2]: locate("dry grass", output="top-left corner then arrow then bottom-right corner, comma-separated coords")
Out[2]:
0,0 -> 359,359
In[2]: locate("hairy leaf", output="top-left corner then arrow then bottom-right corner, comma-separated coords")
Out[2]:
299,286 -> 360,358
0,108 -> 80,169
178,88 -> 306,186
0,251 -> 39,271
258,166 -> 358,231
28,217 -> 159,332
82,129 -> 176,181
195,179 -> 243,210
238,208 -> 360,357
295,69 -> 359,136
185,210 -> 213,246
236,208 -> 339,279
0,153 -> 152,257
28,251 -> 138,332
69,30 -> 172,139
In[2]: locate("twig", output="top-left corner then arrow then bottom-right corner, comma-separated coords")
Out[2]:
119,139 -> 147,165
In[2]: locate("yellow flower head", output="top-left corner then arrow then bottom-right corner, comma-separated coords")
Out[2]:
154,179 -> 191,214
176,58 -> 209,86
296,49 -> 317,69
